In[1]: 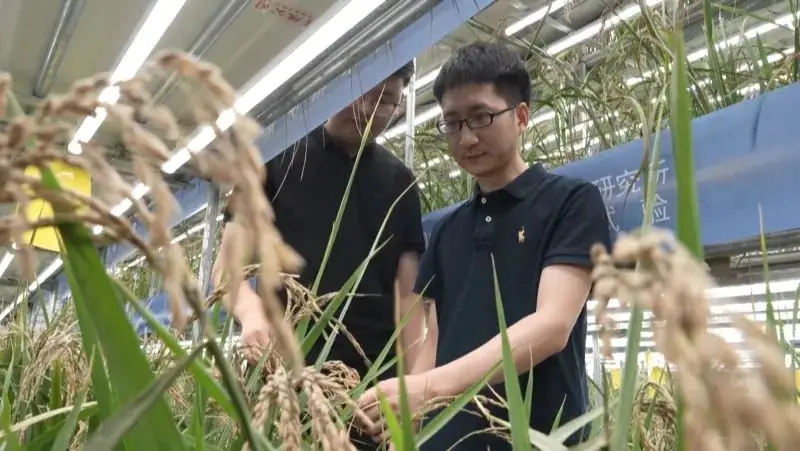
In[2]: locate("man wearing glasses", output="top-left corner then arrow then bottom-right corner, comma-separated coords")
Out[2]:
215,62 -> 427,448
357,43 -> 610,450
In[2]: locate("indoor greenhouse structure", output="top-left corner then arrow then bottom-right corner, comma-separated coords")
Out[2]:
0,0 -> 799,449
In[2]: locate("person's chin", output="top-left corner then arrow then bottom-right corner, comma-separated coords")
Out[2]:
458,157 -> 491,177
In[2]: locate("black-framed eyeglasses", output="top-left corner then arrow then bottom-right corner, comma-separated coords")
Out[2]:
435,106 -> 516,135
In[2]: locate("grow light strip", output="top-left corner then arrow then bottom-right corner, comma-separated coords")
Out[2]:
625,13 -> 794,86
413,0 -> 665,98
505,0 -> 571,36
67,0 -> 188,154
160,0 -> 389,175
401,0 -> 573,96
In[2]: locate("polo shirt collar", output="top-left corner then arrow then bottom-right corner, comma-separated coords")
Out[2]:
471,163 -> 548,201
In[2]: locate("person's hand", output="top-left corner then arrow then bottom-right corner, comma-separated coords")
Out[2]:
240,316 -> 270,363
235,291 -> 270,363
356,374 -> 436,443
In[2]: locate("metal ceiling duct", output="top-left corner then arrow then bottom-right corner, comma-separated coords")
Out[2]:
253,0 -> 442,126
152,0 -> 250,104
32,0 -> 86,98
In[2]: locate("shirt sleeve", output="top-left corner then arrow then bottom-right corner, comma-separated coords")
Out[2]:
543,182 -> 612,269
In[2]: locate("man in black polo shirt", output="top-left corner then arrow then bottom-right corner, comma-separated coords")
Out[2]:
357,43 -> 611,449
213,62 -> 427,405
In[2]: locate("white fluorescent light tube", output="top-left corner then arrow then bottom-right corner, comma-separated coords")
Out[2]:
627,16 -> 793,87
67,0 -> 188,154
381,0 -> 665,143
547,0 -> 663,55
0,257 -> 65,322
234,0 -> 389,115
0,252 -> 14,279
505,0 -> 570,36
587,278 -> 800,311
686,13 -> 793,62
168,0 -> 391,172
380,105 -> 442,141
163,0 -> 386,175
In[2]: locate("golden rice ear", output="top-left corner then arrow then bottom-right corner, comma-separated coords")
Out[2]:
593,229 -> 800,449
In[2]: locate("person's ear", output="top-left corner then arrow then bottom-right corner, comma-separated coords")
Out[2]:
515,103 -> 530,132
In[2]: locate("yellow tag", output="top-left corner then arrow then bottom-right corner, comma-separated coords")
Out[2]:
20,161 -> 92,253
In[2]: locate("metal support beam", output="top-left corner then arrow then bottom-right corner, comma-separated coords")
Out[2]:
33,0 -> 86,98
590,332 -> 604,406
404,58 -> 417,168
193,184 -> 220,344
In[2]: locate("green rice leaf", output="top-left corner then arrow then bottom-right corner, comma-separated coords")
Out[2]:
490,254 -> 532,451
40,167 -> 182,450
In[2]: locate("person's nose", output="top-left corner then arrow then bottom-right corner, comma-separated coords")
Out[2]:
458,125 -> 480,147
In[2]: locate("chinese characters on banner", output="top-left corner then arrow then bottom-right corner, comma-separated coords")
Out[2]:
592,159 -> 671,232
254,0 -> 314,27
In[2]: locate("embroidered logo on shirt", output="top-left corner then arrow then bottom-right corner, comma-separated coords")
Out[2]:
518,226 -> 525,244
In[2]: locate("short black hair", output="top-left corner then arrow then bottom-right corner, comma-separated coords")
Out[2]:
390,60 -> 415,87
432,42 -> 531,107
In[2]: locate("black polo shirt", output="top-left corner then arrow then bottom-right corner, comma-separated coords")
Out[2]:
224,125 -> 426,377
414,164 -> 611,450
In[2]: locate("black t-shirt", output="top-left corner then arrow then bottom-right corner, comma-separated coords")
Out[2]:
224,125 -> 426,378
414,164 -> 611,450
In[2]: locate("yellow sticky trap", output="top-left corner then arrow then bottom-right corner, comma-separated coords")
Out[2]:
20,161 -> 92,253
647,366 -> 670,398
609,368 -> 622,390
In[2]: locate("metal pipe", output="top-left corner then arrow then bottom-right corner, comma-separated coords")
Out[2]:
193,184 -> 220,344
254,0 -> 441,126
153,0 -> 249,103
403,58 -> 417,168
590,332 -> 604,406
249,0 -> 400,121
33,0 -> 86,98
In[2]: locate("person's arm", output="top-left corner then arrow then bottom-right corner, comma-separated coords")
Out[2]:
394,178 -> 427,372
424,264 -> 591,397
213,163 -> 275,340
422,183 -> 611,398
407,300 -> 438,375
396,251 -> 425,371
211,221 -> 265,325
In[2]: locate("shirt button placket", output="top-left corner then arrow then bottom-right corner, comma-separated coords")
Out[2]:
481,197 -> 491,222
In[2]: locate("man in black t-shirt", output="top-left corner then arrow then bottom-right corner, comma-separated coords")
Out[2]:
357,43 -> 611,450
213,63 -> 427,406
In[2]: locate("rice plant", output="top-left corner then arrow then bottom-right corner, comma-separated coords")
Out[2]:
0,2 -> 798,450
